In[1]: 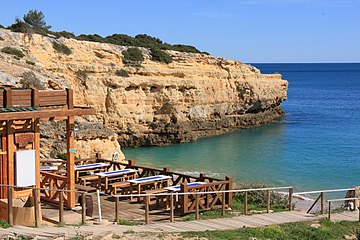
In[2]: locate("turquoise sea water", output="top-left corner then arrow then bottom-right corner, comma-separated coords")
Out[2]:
123,63 -> 360,192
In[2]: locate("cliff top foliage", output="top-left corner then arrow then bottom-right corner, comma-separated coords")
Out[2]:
2,10 -> 209,55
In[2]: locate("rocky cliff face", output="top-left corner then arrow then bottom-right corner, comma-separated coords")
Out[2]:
0,29 -> 288,153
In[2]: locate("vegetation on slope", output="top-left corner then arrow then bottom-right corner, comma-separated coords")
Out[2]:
181,219 -> 360,240
2,10 -> 208,64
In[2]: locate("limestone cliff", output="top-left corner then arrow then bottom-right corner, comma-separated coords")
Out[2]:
0,29 -> 288,152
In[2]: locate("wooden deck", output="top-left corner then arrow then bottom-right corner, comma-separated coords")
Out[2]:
1,210 -> 359,239
41,191 -> 182,225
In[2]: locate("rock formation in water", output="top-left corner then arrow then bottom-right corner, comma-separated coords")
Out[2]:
0,29 -> 288,156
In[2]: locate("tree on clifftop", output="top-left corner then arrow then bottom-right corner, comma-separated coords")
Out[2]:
23,10 -> 51,31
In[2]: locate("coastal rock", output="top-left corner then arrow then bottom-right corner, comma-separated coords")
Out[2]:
39,120 -> 124,160
0,29 -> 288,151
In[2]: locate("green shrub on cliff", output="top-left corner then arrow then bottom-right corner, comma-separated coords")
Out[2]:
51,31 -> 75,39
1,47 -> 25,58
115,69 -> 130,77
122,47 -> 144,63
77,34 -> 105,43
52,42 -> 72,55
7,18 -> 31,33
20,71 -> 44,89
150,48 -> 172,64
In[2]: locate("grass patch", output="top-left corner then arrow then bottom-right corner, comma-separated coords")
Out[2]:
0,219 -> 10,228
52,42 -> 72,55
181,219 -> 360,240
115,69 -> 129,77
117,219 -> 143,226
1,47 -> 25,58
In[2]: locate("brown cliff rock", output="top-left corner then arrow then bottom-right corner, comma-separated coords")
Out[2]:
0,29 -> 288,150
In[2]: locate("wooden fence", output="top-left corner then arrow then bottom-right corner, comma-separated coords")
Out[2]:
0,88 -> 68,108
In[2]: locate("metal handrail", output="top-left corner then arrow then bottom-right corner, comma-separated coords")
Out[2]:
294,188 -> 355,195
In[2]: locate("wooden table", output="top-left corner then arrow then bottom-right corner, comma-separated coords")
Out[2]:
128,175 -> 172,202
95,169 -> 138,191
40,166 -> 58,171
164,181 -> 206,192
74,162 -> 109,181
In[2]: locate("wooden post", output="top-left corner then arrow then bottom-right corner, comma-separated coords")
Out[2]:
34,119 -> 41,192
66,88 -> 75,208
266,190 -> 270,213
4,88 -> 13,108
115,196 -> 119,223
81,192 -> 86,225
222,192 -> 226,216
31,88 -> 39,107
7,186 -> 13,225
59,191 -> 64,224
225,176 -> 233,208
328,201 -> 331,220
0,134 -> 8,199
128,159 -> 137,167
358,206 -> 360,222
180,183 -> 188,215
66,116 -> 75,208
244,191 -> 248,215
320,192 -> 324,214
289,187 -> 293,211
96,153 -> 102,162
6,121 -> 15,187
170,193 -> 174,222
195,194 -> 200,220
145,195 -> 150,224
66,88 -> 74,109
33,188 -> 39,227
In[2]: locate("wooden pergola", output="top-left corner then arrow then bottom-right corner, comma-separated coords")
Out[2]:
0,87 -> 95,208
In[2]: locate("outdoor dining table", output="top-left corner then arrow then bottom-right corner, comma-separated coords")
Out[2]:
163,181 -> 206,192
74,162 -> 109,180
95,169 -> 138,191
127,175 -> 172,202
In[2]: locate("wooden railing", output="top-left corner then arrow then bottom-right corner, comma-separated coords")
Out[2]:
0,88 -> 68,108
0,184 -> 86,227
327,197 -> 360,221
40,171 -> 68,205
293,188 -> 355,214
180,180 -> 231,215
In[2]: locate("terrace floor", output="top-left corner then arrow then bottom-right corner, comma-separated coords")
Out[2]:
41,191 -> 181,225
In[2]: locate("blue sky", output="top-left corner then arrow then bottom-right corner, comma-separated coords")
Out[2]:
1,0 -> 359,63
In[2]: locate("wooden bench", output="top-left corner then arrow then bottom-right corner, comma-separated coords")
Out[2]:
78,175 -> 98,186
141,189 -> 168,206
110,182 -> 131,195
75,184 -> 97,193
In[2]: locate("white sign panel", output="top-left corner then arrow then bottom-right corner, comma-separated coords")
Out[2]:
15,150 -> 36,187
